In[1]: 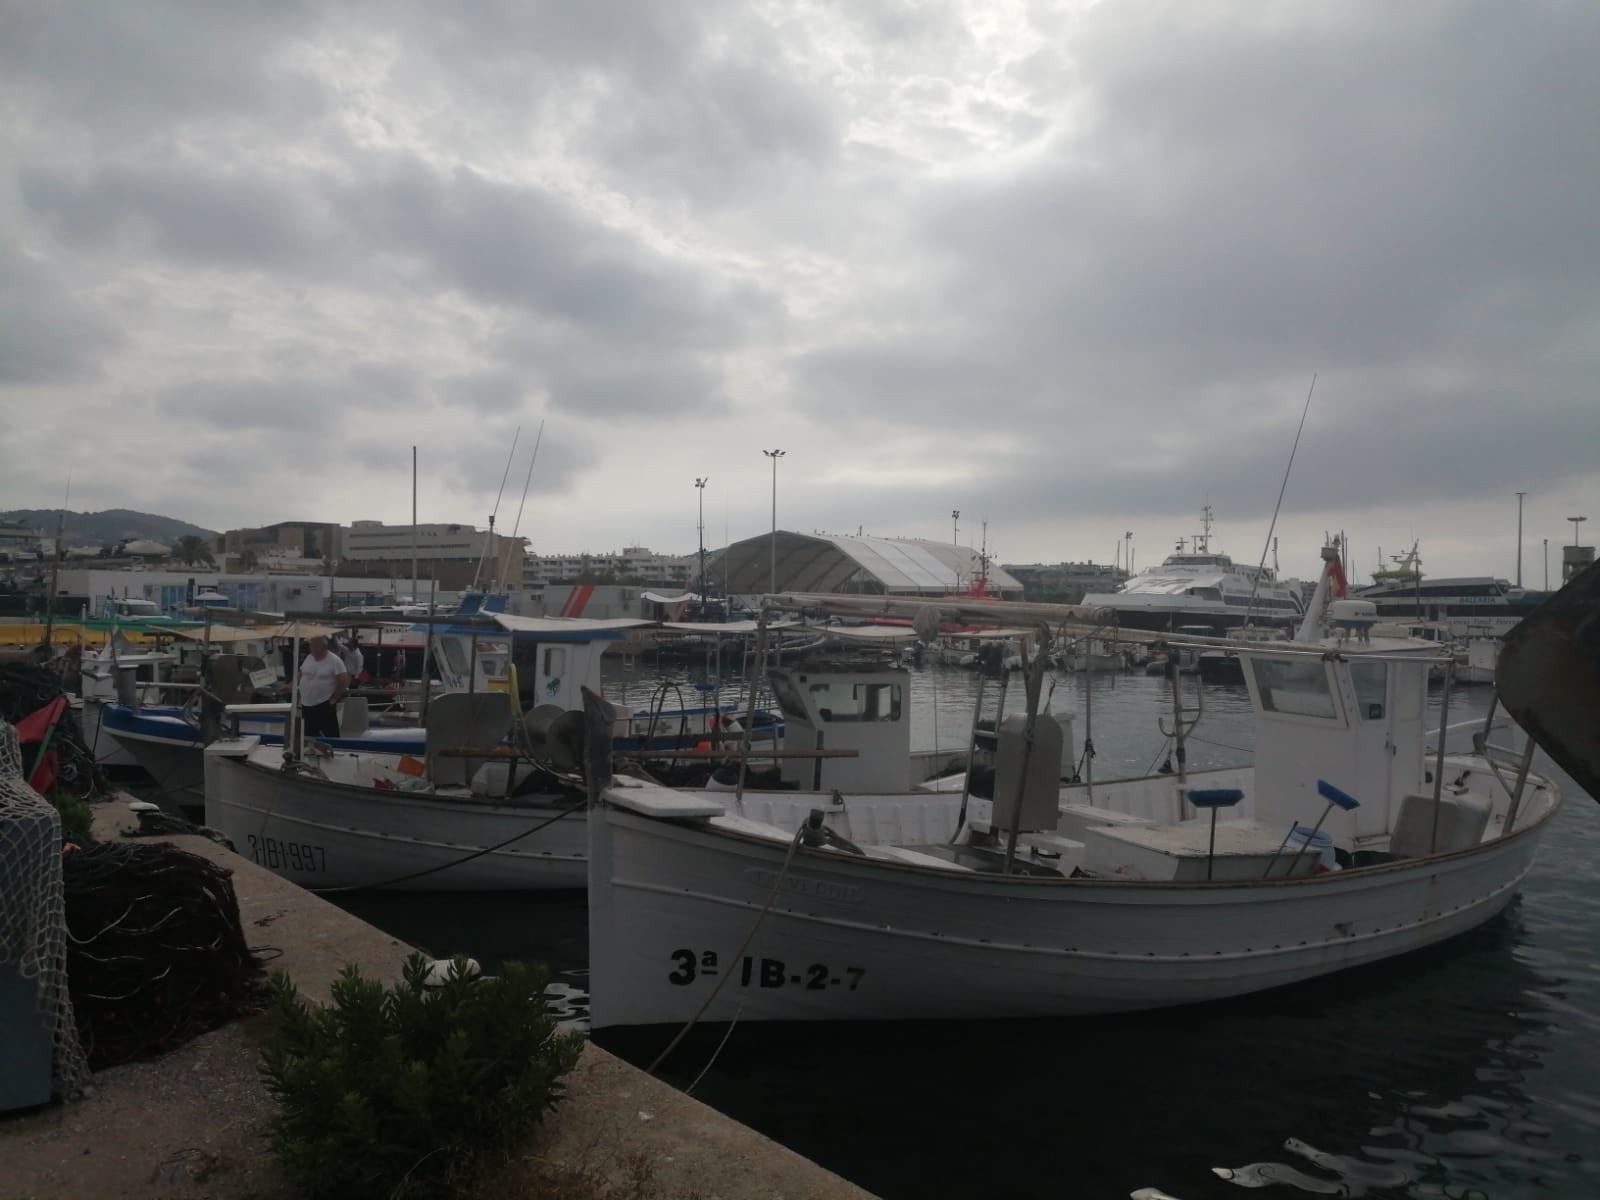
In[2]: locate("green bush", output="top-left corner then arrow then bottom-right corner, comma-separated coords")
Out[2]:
48,789 -> 93,844
258,953 -> 584,1200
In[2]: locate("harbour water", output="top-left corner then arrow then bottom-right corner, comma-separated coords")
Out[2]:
334,659 -> 1600,1199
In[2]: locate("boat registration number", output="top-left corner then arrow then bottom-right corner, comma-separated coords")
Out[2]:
668,949 -> 863,992
247,834 -> 327,874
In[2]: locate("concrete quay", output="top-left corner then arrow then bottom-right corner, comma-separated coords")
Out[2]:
0,801 -> 875,1200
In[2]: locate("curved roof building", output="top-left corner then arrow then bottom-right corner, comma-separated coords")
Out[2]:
711,530 -> 1022,598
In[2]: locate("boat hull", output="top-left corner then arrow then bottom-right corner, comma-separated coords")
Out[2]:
99,708 -> 207,805
204,748 -> 588,891
77,698 -> 140,770
588,795 -> 1557,1028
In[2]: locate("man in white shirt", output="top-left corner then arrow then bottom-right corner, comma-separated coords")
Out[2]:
341,636 -> 364,683
298,636 -> 349,740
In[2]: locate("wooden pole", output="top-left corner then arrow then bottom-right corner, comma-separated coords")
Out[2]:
952,669 -> 987,840
1428,659 -> 1455,853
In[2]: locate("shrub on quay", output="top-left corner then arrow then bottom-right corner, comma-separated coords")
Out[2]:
259,953 -> 583,1200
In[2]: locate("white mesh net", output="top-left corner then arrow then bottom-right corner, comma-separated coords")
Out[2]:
0,720 -> 91,1100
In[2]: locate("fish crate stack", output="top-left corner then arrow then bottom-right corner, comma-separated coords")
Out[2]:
0,720 -> 90,1111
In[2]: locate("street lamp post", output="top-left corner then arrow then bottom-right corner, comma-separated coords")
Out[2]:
1543,538 -> 1549,591
763,449 -> 785,594
1126,531 -> 1135,576
1515,491 -> 1526,587
952,509 -> 960,545
694,477 -> 708,606
1569,515 -> 1588,547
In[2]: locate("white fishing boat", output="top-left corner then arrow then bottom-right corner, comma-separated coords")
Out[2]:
200,612 -> 788,890
1057,636 -> 1127,673
201,614 -> 1021,892
585,549 -> 1568,1029
1457,635 -> 1498,686
77,642 -> 183,769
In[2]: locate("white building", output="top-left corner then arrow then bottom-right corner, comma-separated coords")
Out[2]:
54,569 -> 333,618
523,546 -> 694,588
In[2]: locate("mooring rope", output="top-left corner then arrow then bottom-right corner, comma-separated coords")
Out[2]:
646,822 -> 806,1077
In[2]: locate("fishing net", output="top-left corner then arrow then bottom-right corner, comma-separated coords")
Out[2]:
62,840 -> 273,1068
0,720 -> 91,1100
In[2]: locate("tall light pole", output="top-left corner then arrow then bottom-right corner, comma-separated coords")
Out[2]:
1543,538 -> 1549,591
694,477 -> 708,603
1514,491 -> 1526,586
1126,531 -> 1135,575
763,449 -> 785,594
952,509 -> 960,545
1569,515 -> 1588,547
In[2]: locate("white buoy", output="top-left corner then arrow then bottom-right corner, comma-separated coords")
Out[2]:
422,958 -> 481,987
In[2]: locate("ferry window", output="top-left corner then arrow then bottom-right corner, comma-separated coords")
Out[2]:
543,647 -> 567,678
1349,661 -> 1387,720
1249,658 -> 1338,719
809,681 -> 903,722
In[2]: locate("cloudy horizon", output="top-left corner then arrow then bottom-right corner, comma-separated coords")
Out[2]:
3,0 -> 1596,586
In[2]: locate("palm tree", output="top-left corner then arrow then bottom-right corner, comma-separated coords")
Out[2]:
173,535 -> 215,566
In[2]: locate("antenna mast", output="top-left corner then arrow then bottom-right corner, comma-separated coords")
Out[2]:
1244,373 -> 1318,626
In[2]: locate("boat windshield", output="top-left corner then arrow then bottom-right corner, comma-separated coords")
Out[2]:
1249,657 -> 1338,720
808,680 -> 902,723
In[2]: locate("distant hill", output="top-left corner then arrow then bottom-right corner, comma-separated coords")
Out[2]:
0,508 -> 218,548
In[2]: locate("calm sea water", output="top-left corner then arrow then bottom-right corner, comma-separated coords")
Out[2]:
335,660 -> 1600,1200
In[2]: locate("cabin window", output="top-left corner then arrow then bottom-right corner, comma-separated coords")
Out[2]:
1249,658 -> 1338,719
543,647 -> 567,678
1349,661 -> 1387,720
438,637 -> 469,677
768,673 -> 808,720
808,681 -> 903,722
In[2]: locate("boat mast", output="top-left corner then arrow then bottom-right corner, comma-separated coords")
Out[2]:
40,476 -> 69,658
500,419 -> 544,594
473,425 -> 521,592
411,445 -> 419,604
1244,373 -> 1317,627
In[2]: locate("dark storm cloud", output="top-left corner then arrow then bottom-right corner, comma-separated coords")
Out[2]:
2,0 -> 1595,560
20,163 -> 333,270
788,0 -> 1600,524
0,244 -> 120,383
154,379 -> 348,430
0,0 -> 326,145
334,159 -> 777,347
381,0 -> 842,205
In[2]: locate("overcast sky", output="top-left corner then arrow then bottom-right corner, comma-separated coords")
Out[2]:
3,0 -> 1596,585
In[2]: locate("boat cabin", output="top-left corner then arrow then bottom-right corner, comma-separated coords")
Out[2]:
430,622 -> 619,714
767,660 -> 912,792
1238,637 -> 1436,849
